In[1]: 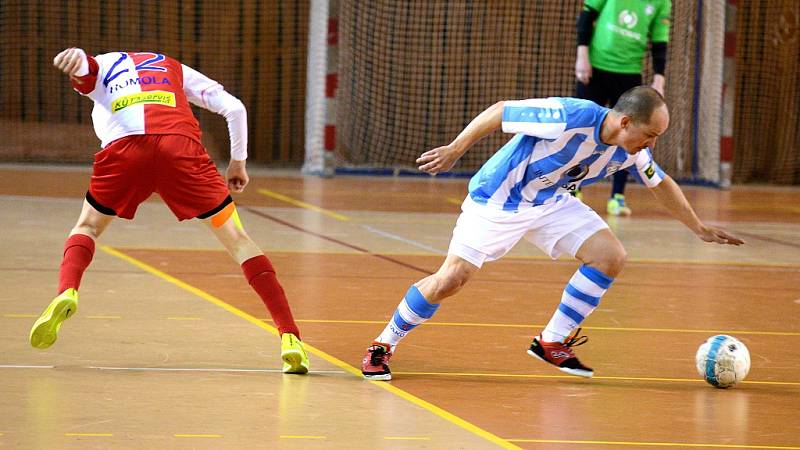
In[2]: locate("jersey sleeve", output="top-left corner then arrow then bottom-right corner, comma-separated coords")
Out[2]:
583,0 -> 607,12
181,64 -> 224,108
650,0 -> 672,43
181,64 -> 248,161
627,148 -> 666,187
501,98 -> 568,139
69,51 -> 99,95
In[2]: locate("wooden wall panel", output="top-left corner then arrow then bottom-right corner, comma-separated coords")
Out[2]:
1,0 -> 309,165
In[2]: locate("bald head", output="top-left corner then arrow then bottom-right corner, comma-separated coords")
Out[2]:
613,86 -> 667,125
605,86 -> 670,154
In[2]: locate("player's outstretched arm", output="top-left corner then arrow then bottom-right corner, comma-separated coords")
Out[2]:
649,175 -> 744,246
54,48 -> 98,95
182,64 -> 250,192
417,101 -> 504,174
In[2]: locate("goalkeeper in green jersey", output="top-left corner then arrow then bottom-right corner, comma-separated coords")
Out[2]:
574,0 -> 672,216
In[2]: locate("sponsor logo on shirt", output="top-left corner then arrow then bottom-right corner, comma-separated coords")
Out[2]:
531,169 -> 555,188
561,163 -> 590,191
606,161 -> 623,176
108,75 -> 172,94
606,23 -> 644,42
619,10 -> 638,28
644,163 -> 656,179
111,90 -> 176,112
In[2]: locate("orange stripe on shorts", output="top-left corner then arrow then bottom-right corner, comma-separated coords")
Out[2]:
211,202 -> 236,228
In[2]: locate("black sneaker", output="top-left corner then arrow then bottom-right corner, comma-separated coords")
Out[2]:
527,328 -> 593,378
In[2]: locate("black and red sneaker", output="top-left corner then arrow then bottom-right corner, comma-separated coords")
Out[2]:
362,342 -> 393,381
527,328 -> 593,378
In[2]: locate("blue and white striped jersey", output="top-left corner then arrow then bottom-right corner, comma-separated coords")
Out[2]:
468,97 -> 666,211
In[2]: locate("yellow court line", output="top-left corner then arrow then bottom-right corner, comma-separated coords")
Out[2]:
385,436 -> 432,440
167,317 -> 202,321
280,435 -> 327,439
505,438 -> 800,449
100,245 -> 520,450
257,188 -> 350,221
86,316 -> 122,320
174,434 -> 222,438
446,197 -> 464,205
64,433 -> 113,437
393,372 -> 800,386
289,318 -> 800,337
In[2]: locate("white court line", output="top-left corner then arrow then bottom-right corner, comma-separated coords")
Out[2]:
0,365 -> 55,369
0,364 -> 346,374
360,224 -> 447,255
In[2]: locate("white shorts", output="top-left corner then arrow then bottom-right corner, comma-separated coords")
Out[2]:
448,194 -> 609,268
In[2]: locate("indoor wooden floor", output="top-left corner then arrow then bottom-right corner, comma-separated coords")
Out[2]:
1,165 -> 799,449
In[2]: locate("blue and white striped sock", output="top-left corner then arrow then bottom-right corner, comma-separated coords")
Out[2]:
376,285 -> 440,350
541,265 -> 614,343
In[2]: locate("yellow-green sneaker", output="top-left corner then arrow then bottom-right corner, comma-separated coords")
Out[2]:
281,332 -> 309,374
30,288 -> 78,349
606,193 -> 632,216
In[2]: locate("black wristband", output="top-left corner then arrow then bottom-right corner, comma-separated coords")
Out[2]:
576,7 -> 599,46
652,42 -> 668,75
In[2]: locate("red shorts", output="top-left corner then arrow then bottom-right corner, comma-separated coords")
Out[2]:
88,134 -> 230,220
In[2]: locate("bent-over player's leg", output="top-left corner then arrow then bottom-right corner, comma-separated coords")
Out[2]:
530,228 -> 626,378
542,227 -> 624,342
202,201 -> 308,374
30,199 -> 115,349
362,254 -> 480,380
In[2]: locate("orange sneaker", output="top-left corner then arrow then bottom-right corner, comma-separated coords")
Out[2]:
361,342 -> 393,381
527,328 -> 593,378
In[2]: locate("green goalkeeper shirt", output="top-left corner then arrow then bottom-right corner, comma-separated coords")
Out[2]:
584,0 -> 672,74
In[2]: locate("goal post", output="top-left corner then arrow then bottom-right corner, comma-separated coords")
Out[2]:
303,0 -> 337,177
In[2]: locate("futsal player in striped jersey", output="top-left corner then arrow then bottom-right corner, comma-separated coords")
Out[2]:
362,86 -> 743,380
29,48 -> 309,374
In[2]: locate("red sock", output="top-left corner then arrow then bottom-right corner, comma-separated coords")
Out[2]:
58,234 -> 96,294
241,255 -> 300,338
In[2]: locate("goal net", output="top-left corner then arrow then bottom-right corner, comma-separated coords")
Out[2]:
308,0 -> 727,184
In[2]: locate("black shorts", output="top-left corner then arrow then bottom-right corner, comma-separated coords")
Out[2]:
575,67 -> 642,108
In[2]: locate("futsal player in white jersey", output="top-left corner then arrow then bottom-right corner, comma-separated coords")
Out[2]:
29,48 -> 309,374
361,86 -> 743,380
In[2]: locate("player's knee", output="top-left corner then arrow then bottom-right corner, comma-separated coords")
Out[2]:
435,268 -> 472,297
72,223 -> 103,239
598,247 -> 627,277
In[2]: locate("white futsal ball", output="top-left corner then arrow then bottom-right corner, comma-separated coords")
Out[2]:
695,335 -> 750,388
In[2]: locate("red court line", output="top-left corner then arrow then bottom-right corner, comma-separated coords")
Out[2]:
730,230 -> 800,250
239,205 -> 434,275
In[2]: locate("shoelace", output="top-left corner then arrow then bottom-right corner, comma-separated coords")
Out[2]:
564,328 -> 589,348
369,346 -> 389,366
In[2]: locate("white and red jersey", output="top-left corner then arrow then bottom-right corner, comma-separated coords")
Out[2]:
71,50 -> 247,159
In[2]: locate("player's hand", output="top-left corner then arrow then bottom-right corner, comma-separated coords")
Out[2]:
696,225 -> 745,246
417,145 -> 461,175
53,48 -> 85,77
226,160 -> 249,193
575,51 -> 592,85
